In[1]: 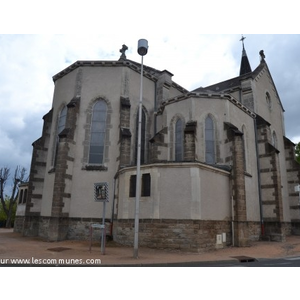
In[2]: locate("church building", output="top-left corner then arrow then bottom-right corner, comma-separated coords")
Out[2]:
15,39 -> 300,251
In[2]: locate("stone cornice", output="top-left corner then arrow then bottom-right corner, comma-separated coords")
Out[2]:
117,161 -> 231,177
52,60 -> 188,95
52,60 -> 159,83
157,92 -> 256,118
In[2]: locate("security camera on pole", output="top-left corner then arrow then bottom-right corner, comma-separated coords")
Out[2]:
133,39 -> 148,259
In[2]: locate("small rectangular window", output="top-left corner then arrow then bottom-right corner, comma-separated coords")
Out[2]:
129,173 -> 151,197
142,173 -> 151,197
129,175 -> 136,197
19,189 -> 23,204
23,189 -> 28,204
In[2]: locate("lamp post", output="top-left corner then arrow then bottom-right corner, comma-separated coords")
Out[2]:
133,39 -> 148,259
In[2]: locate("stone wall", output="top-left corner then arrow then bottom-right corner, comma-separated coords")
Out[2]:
119,96 -> 132,166
224,121 -> 249,246
113,219 -> 291,250
256,118 -> 285,239
66,218 -> 111,241
16,215 -> 294,247
113,219 -> 233,252
184,121 -> 197,161
284,137 -> 300,223
22,109 -> 53,236
149,127 -> 168,162
18,215 -> 111,241
14,216 -> 24,233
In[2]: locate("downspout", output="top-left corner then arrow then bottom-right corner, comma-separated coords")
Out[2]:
254,117 -> 264,236
229,168 -> 234,247
110,171 -> 118,238
231,195 -> 235,247
154,80 -> 157,135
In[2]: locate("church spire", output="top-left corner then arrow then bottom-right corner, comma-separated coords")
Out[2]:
239,35 -> 252,76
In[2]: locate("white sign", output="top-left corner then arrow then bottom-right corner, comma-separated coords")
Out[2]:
94,182 -> 109,202
295,185 -> 300,192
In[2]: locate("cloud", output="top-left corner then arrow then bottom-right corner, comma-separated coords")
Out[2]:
0,34 -> 299,180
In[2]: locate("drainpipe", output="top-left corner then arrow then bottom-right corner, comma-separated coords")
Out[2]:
110,172 -> 118,238
254,117 -> 264,236
229,172 -> 234,247
154,80 -> 157,135
231,195 -> 234,247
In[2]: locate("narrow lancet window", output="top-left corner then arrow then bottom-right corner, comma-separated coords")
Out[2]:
175,119 -> 183,161
89,100 -> 107,164
53,105 -> 67,166
205,116 -> 215,164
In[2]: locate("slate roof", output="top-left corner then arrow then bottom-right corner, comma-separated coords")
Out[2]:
193,63 -> 264,93
239,46 -> 252,75
192,60 -> 284,111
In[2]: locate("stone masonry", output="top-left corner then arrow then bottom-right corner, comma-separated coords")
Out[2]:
22,109 -> 53,237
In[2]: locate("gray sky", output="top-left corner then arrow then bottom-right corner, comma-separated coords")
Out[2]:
1,0 -> 299,290
0,1 -> 299,185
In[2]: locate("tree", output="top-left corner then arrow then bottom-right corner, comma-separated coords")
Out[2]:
0,196 -> 17,227
296,142 -> 300,164
0,166 -> 27,228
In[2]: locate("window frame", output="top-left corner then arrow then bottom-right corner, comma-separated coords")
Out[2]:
129,173 -> 151,197
141,173 -> 151,197
271,130 -> 278,148
52,105 -> 67,167
88,100 -> 107,165
205,115 -> 215,164
129,174 -> 137,198
266,92 -> 272,111
175,118 -> 184,162
57,106 -> 67,135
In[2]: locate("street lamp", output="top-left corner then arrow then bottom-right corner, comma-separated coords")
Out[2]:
133,39 -> 148,259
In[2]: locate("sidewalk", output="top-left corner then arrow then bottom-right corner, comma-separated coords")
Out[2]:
1,228 -> 300,266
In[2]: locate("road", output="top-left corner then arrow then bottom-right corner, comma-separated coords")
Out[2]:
116,256 -> 300,267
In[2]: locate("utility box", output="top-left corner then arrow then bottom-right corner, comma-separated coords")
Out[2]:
216,234 -> 222,245
222,233 -> 226,243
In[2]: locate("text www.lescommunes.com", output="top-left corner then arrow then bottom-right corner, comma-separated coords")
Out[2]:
0,257 -> 102,265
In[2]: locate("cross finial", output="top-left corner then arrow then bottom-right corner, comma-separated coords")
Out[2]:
259,50 -> 265,62
119,44 -> 128,60
240,35 -> 246,48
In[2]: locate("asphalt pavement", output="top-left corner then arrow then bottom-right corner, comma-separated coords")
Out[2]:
1,228 -> 300,266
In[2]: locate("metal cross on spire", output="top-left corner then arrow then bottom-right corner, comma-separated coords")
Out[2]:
239,34 -> 252,75
240,35 -> 246,49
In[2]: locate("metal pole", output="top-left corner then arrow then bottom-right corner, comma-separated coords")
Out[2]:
101,201 -> 106,255
133,55 -> 144,259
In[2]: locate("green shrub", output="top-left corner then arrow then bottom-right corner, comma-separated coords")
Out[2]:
0,199 -> 17,223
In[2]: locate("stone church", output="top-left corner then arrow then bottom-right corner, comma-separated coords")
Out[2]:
15,39 -> 300,251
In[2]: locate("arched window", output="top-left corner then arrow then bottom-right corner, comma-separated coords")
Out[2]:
205,115 -> 215,164
266,92 -> 272,111
23,188 -> 28,204
135,108 -> 146,164
18,189 -> 23,204
89,100 -> 107,164
57,106 -> 67,135
271,131 -> 278,148
242,126 -> 247,170
175,118 -> 184,161
53,106 -> 67,166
